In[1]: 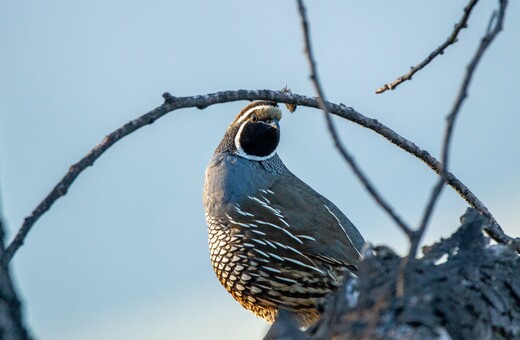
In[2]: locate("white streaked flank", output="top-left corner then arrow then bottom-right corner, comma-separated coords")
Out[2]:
253,248 -> 270,258
283,257 -> 324,275
264,240 -> 277,249
296,235 -> 316,241
234,204 -> 254,217
267,252 -> 284,262
252,219 -> 303,244
261,266 -> 282,273
248,196 -> 284,218
323,204 -> 362,257
285,245 -> 306,257
251,238 -> 267,246
274,276 -> 298,284
277,217 -> 291,229
273,241 -> 288,249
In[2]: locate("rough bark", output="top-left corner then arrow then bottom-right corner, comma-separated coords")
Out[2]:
0,222 -> 30,340
0,265 -> 30,340
266,208 -> 520,339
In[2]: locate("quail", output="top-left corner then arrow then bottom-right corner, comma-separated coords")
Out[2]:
203,101 -> 365,327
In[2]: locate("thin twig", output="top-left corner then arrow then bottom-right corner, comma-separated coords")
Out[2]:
409,0 -> 509,261
400,2 -> 510,296
375,0 -> 480,94
296,0 -> 414,238
4,89 -> 517,263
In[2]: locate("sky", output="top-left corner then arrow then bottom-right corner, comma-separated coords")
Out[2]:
0,1 -> 519,339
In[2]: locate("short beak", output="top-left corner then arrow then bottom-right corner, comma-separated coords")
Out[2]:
268,119 -> 280,130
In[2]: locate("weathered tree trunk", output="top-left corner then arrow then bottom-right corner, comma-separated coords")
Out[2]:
0,264 -> 29,340
0,225 -> 30,340
266,209 -> 520,339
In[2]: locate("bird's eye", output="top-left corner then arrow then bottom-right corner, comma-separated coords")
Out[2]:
250,114 -> 258,123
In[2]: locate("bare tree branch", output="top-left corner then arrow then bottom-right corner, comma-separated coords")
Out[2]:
375,0 -> 480,94
3,88 -> 517,263
295,0 -> 414,238
410,0 -> 509,261
398,0 -> 511,297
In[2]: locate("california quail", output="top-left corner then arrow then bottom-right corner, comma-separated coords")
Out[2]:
203,101 -> 365,327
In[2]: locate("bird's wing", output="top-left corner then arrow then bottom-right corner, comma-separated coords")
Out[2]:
232,171 -> 365,271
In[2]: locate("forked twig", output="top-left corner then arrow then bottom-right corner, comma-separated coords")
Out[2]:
394,0 -> 512,297
409,0 -> 509,261
375,0 -> 480,94
292,2 -> 517,299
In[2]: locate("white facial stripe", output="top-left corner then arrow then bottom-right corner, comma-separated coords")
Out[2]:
234,121 -> 277,161
235,105 -> 274,124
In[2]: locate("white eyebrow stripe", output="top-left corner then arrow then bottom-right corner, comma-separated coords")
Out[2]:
235,105 -> 275,124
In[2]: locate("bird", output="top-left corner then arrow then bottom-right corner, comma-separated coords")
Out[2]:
203,101 -> 365,327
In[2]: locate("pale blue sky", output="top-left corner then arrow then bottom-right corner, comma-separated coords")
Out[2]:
1,1 -> 519,339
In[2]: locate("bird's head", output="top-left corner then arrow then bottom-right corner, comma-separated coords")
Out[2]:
218,101 -> 283,161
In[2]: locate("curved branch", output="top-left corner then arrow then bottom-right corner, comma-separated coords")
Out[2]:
296,0 -> 413,238
3,89 -> 517,263
375,0 -> 480,94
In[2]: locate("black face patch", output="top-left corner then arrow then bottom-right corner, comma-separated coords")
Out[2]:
239,121 -> 280,157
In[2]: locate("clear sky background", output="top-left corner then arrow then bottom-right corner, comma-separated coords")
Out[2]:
1,1 -> 519,339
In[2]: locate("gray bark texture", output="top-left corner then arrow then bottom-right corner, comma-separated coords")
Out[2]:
0,224 -> 30,340
0,264 -> 30,340
265,208 -> 520,340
